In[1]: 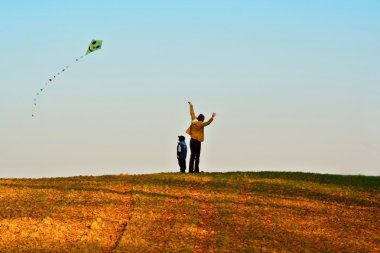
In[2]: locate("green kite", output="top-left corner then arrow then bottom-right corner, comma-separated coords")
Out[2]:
86,39 -> 103,55
32,39 -> 103,117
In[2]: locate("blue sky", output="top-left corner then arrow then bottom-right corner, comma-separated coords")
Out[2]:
1,0 -> 379,177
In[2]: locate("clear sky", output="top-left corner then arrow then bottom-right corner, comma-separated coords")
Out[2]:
1,0 -> 379,178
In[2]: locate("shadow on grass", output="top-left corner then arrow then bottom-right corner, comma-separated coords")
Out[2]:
0,181 -> 130,195
127,173 -> 379,207
249,181 -> 379,207
241,171 -> 380,192
0,181 -> 134,220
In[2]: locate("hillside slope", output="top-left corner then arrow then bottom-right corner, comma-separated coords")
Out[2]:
0,172 -> 379,252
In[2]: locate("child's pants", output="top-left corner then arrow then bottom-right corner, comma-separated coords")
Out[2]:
178,159 -> 186,173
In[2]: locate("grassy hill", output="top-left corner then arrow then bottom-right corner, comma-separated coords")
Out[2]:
0,172 -> 379,252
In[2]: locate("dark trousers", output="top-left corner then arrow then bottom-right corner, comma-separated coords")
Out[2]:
189,138 -> 201,173
178,159 -> 186,173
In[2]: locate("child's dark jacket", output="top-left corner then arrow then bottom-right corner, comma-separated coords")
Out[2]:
177,141 -> 187,159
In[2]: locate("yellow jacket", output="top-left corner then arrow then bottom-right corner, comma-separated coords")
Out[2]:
186,104 -> 214,142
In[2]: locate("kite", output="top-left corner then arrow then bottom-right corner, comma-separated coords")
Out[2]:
86,40 -> 103,55
32,39 -> 103,117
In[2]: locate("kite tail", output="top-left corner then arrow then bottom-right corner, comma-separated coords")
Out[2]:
32,55 -> 86,117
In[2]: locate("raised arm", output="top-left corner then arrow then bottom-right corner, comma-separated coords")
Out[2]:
188,102 -> 196,120
203,112 -> 216,127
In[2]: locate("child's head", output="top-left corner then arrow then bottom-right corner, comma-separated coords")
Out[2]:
178,135 -> 185,142
197,114 -> 205,122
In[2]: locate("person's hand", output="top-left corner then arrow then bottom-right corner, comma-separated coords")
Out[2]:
188,101 -> 192,105
212,112 -> 216,118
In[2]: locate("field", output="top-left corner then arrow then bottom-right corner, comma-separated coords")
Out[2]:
0,172 -> 379,252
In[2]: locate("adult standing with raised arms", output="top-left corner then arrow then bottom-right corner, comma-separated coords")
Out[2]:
186,102 -> 216,173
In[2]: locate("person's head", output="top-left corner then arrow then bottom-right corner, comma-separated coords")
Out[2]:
197,114 -> 205,122
178,136 -> 185,142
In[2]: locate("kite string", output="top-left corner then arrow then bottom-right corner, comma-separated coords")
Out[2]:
32,55 -> 85,117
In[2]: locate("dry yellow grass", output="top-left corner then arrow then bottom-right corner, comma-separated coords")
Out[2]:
0,172 -> 379,252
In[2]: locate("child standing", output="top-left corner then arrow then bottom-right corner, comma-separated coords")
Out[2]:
177,136 -> 187,173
